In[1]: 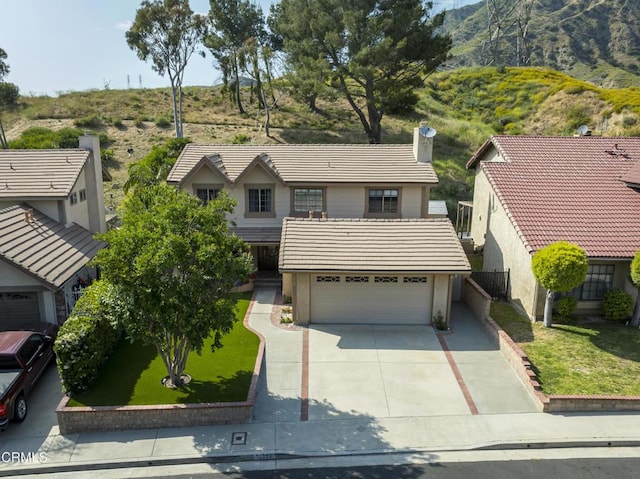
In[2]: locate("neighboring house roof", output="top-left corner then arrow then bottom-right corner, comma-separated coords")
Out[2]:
167,144 -> 438,185
0,204 -> 104,289
231,227 -> 282,244
279,217 -> 471,273
467,136 -> 640,258
0,149 -> 90,199
428,200 -> 448,217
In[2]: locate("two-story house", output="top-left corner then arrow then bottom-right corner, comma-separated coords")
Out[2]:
466,135 -> 640,321
0,135 -> 106,327
167,125 -> 471,325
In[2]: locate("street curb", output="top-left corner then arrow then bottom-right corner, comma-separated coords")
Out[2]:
3,441 -> 640,477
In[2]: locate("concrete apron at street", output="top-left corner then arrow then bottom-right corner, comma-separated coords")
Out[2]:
1,286 -> 640,476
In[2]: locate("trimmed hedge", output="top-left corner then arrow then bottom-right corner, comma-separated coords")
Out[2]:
54,280 -> 126,395
602,289 -> 634,323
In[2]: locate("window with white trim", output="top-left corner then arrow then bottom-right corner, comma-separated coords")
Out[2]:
79,189 -> 87,202
70,192 -> 78,205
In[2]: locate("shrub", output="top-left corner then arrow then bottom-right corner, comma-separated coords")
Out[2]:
154,116 -> 171,128
74,114 -> 103,129
601,289 -> 634,322
54,280 -> 127,395
554,296 -> 577,322
232,133 -> 251,144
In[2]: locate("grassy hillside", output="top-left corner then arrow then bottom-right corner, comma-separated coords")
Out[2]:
4,67 -> 640,214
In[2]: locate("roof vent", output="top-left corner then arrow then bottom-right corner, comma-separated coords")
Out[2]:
24,209 -> 34,223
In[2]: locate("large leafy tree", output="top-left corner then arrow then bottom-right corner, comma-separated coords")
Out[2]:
271,0 -> 451,143
126,0 -> 205,138
531,241 -> 588,328
205,0 -> 266,115
94,184 -> 254,388
630,251 -> 640,327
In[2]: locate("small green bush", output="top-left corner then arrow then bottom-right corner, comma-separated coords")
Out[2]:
554,296 -> 577,322
154,116 -> 171,128
232,133 -> 251,144
74,114 -> 103,129
602,289 -> 634,322
54,280 -> 127,395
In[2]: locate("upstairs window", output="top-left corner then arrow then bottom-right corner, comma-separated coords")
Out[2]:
79,189 -> 87,202
70,192 -> 78,205
368,189 -> 399,215
249,188 -> 272,212
245,184 -> 275,217
196,188 -> 220,205
293,188 -> 324,213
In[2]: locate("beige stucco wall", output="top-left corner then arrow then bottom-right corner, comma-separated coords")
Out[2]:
0,260 -> 43,288
292,273 -> 311,325
432,274 -> 452,323
471,167 -> 539,320
66,169 -> 90,230
181,164 -> 431,223
0,200 -> 62,223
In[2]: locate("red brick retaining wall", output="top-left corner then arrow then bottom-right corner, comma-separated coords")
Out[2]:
463,278 -> 640,413
56,291 -> 266,435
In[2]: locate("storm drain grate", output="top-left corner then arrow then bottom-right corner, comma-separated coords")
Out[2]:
231,432 -> 247,445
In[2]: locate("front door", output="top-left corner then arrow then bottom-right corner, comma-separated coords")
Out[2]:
257,245 -> 279,271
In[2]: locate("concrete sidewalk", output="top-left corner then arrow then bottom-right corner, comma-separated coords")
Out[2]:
1,286 -> 640,476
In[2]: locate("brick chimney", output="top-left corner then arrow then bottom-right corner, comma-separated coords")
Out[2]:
413,121 -> 436,163
78,135 -> 107,234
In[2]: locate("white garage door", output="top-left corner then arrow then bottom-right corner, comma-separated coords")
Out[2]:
0,292 -> 41,328
310,275 -> 433,324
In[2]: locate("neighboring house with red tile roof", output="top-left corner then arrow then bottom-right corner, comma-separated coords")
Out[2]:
0,136 -> 106,328
467,135 -> 640,320
168,125 -> 471,325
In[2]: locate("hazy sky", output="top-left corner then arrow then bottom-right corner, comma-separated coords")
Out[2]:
0,0 -> 477,96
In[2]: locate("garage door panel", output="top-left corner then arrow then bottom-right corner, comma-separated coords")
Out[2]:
0,292 -> 41,328
310,276 -> 433,324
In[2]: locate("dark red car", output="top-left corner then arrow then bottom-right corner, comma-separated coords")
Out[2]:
0,323 -> 58,430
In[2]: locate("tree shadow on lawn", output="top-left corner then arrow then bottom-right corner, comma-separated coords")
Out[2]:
552,321 -> 640,363
177,371 -> 254,404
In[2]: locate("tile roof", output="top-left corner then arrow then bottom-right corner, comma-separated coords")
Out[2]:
231,227 -> 282,244
279,217 -> 471,273
167,144 -> 438,185
468,136 -> 640,258
0,204 -> 104,289
0,149 -> 89,198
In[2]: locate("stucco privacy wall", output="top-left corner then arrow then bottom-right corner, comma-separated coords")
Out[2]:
472,168 -> 539,320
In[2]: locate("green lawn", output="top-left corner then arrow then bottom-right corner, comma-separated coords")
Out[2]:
68,292 -> 259,406
491,302 -> 640,396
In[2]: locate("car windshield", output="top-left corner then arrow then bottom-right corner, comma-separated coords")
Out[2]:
0,355 -> 21,370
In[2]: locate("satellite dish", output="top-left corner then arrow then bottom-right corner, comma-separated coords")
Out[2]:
419,126 -> 437,138
577,125 -> 591,136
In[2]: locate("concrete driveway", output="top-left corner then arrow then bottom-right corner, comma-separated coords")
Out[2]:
307,303 -> 539,421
